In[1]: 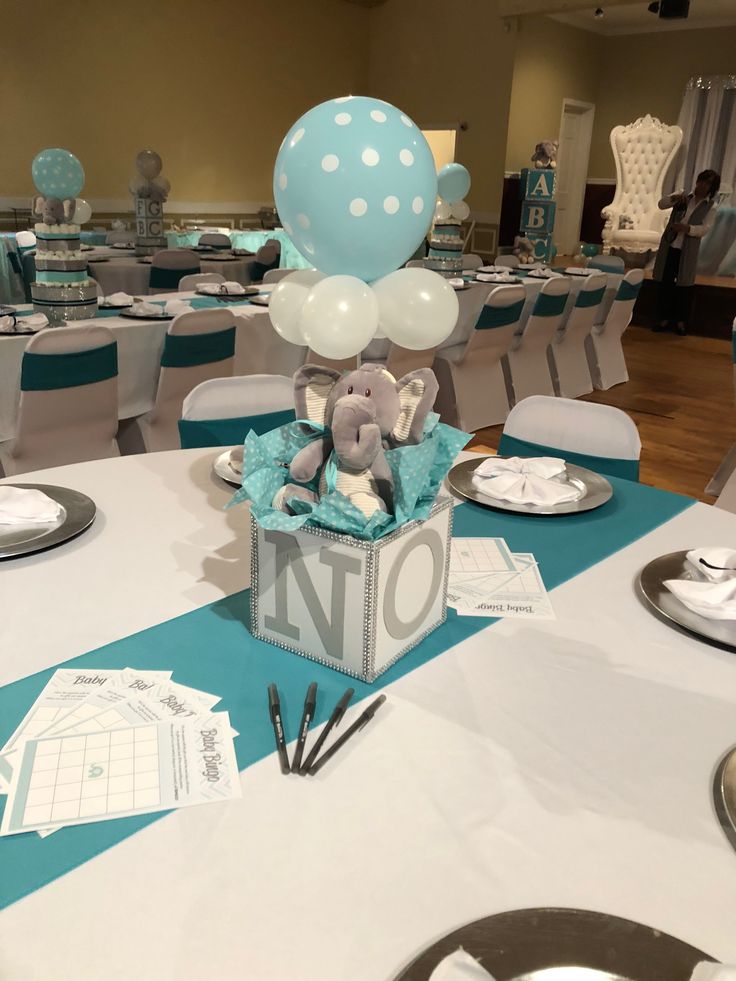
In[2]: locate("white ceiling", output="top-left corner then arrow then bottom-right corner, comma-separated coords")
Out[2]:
551,0 -> 736,35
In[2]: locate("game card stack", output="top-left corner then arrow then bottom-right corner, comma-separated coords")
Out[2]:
448,537 -> 555,620
0,667 -> 241,837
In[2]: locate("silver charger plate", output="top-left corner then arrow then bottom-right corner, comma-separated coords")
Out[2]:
119,309 -> 174,320
394,907 -> 715,980
448,456 -> 612,516
98,302 -> 133,310
637,550 -> 736,652
195,287 -> 257,298
201,254 -> 239,262
213,449 -> 242,488
714,745 -> 736,854
248,294 -> 270,306
0,483 -> 96,560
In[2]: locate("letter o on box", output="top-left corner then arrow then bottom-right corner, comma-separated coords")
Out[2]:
382,528 -> 444,640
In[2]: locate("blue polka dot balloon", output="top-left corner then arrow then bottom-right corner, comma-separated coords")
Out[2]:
273,96 -> 437,282
32,148 -> 85,199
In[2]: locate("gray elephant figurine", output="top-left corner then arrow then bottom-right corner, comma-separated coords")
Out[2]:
531,140 -> 558,170
273,363 -> 439,519
32,194 -> 76,225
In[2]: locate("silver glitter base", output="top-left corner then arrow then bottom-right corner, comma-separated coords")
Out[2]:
31,282 -> 99,325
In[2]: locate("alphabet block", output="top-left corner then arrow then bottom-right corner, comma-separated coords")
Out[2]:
521,168 -> 556,201
526,234 -> 556,263
251,498 -> 453,682
520,200 -> 557,235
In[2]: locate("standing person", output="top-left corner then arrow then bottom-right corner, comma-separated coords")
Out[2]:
653,169 -> 720,335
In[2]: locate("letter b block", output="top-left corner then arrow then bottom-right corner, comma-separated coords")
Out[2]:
521,200 -> 556,235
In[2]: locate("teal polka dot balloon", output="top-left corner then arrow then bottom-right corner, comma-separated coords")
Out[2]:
273,96 -> 437,282
32,148 -> 85,199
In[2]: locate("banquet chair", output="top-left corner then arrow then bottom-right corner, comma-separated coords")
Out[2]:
263,268 -> 297,285
305,351 -> 359,373
461,253 -> 483,271
498,395 -> 641,480
548,272 -> 606,399
178,272 -> 225,292
16,230 -> 36,256
178,374 -> 295,449
198,232 -> 232,250
493,255 -> 520,269
433,285 -> 525,430
149,249 -> 200,294
118,308 -> 236,454
249,240 -> 281,282
105,230 -> 134,245
0,325 -> 119,476
585,269 -> 644,390
588,255 -> 625,274
505,277 -> 571,402
368,344 -> 439,378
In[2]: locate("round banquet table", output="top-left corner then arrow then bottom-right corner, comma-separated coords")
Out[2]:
2,449 -> 736,979
88,256 -> 256,295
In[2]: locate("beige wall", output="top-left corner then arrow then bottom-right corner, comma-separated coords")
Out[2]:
505,16 -> 602,174
0,0 -> 369,205
588,25 -> 736,179
367,0 -> 516,218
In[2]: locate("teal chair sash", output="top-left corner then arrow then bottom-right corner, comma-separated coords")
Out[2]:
615,279 -> 642,302
149,266 -> 199,290
497,433 -> 639,481
178,408 -> 296,449
21,342 -> 118,392
532,290 -> 568,317
575,285 -> 606,309
161,327 -> 236,368
475,298 -> 525,329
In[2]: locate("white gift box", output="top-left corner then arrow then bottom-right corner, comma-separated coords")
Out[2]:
250,497 -> 454,682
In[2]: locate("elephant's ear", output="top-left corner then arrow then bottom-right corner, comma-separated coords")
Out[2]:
31,195 -> 45,219
293,364 -> 342,427
391,368 -> 439,445
63,198 -> 76,222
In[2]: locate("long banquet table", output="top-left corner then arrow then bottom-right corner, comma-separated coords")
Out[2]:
1,448 -> 736,979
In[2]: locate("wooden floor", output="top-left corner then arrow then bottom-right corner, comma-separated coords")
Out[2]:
470,324 -> 736,502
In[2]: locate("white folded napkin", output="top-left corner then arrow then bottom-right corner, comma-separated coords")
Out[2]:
2,312 -> 49,333
476,272 -> 514,283
101,292 -> 133,306
448,278 -> 465,288
663,547 -> 736,620
198,281 -> 246,295
564,266 -> 591,275
0,315 -> 17,334
165,299 -> 193,316
0,486 -> 62,526
690,962 -> 736,980
472,455 -> 581,506
429,949 -> 498,981
477,265 -> 503,273
222,281 -> 245,293
130,300 -> 162,316
229,445 -> 244,474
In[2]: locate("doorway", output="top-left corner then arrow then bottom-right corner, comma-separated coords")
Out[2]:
555,99 -> 595,255
421,129 -> 457,171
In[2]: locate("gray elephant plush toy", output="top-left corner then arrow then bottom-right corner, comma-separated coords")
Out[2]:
512,234 -> 535,264
531,140 -> 558,170
32,194 -> 76,225
273,363 -> 439,519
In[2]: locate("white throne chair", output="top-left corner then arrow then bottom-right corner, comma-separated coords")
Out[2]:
601,114 -> 683,255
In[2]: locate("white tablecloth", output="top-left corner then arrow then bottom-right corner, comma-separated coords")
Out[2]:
0,289 -> 305,442
88,256 -> 255,295
1,449 -> 736,979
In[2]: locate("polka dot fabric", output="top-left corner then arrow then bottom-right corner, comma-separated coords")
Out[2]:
273,96 -> 437,282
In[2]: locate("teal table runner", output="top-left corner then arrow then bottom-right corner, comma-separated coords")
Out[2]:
0,477 -> 692,909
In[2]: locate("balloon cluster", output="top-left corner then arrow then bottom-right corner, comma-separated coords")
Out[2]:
31,147 -> 92,225
433,162 -> 471,224
128,150 -> 170,202
271,96 -> 459,360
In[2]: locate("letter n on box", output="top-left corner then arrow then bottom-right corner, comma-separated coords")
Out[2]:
250,497 -> 454,682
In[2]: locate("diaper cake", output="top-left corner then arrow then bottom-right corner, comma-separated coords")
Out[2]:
129,150 -> 170,257
29,148 -> 97,324
425,217 -> 463,278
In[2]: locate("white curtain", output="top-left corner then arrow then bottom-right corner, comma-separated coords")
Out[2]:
669,75 -> 736,204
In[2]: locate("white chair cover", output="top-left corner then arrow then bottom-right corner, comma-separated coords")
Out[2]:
589,255 -> 625,274
433,284 -> 525,431
178,272 -> 225,292
119,309 -> 236,453
549,272 -> 606,399
494,255 -> 520,269
182,375 -> 294,422
602,115 -> 683,255
305,350 -> 359,373
461,253 -> 483,270
586,269 -> 644,390
506,278 -> 571,403
198,233 -> 232,248
502,395 -> 641,463
404,259 -> 425,269
263,269 -> 298,284
149,249 -> 201,294
384,345 -> 438,378
16,231 -> 37,250
0,325 -> 119,476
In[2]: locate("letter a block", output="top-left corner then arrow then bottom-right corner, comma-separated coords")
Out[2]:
521,200 -> 556,235
250,498 -> 453,682
521,167 -> 556,201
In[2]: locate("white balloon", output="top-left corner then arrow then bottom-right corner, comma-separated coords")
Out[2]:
450,199 -> 470,221
269,269 -> 325,344
434,199 -> 452,221
372,268 -> 459,350
298,275 -> 378,360
74,198 -> 92,224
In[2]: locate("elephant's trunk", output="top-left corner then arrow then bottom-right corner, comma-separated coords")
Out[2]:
332,396 -> 382,471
